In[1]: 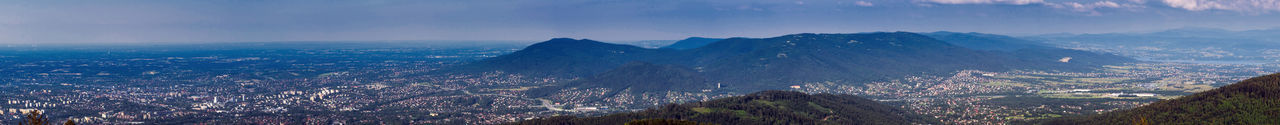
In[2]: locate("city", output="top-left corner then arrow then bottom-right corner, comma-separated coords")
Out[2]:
2,45 -> 1275,124
3,0 -> 1280,124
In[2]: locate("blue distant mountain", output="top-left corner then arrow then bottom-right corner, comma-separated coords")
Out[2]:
926,32 -> 1134,67
923,31 -> 1052,52
1146,27 -> 1235,38
448,38 -> 670,77
659,37 -> 724,50
1026,27 -> 1280,62
452,32 -> 1135,93
1141,27 -> 1280,41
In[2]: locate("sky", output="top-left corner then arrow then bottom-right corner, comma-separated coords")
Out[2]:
1,0 -> 1279,44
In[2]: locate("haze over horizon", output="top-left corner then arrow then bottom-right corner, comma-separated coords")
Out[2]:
2,0 -> 1279,44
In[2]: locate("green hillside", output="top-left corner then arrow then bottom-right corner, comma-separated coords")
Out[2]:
1043,73 -> 1280,125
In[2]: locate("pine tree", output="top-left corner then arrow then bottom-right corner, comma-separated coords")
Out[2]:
19,110 -> 50,125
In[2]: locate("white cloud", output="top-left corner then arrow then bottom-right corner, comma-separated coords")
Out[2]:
855,1 -> 875,6
1160,0 -> 1280,13
1046,1 -> 1139,15
1051,1 -> 1126,11
1096,1 -> 1123,7
919,0 -> 1144,15
920,0 -> 1047,5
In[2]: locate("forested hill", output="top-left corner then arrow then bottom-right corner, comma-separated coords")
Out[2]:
446,38 -> 667,77
924,32 -> 1135,67
660,37 -> 724,50
923,31 -> 1052,52
509,91 -> 938,125
448,32 -> 1136,93
1042,73 -> 1280,124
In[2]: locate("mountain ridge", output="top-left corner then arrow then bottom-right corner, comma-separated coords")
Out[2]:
923,31 -> 1052,52
449,32 -> 1136,93
660,37 -> 725,50
687,32 -> 1023,89
450,38 -> 667,77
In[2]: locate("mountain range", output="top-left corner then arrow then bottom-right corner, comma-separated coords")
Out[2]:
446,38 -> 670,77
451,32 -> 1134,98
922,31 -> 1051,52
660,37 -> 724,50
925,32 -> 1135,68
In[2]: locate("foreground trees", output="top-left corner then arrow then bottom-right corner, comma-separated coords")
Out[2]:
17,110 -> 75,125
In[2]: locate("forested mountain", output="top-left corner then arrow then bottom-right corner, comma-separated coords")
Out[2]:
682,33 -> 1024,89
447,38 -> 669,77
510,91 -> 938,125
923,31 -> 1051,52
1042,73 -> 1280,125
660,37 -> 725,50
451,32 -> 1135,93
924,32 -> 1135,69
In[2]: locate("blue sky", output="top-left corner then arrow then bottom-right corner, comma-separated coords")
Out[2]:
1,0 -> 1278,43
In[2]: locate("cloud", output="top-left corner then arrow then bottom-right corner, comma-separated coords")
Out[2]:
918,0 -> 1143,15
1160,0 -> 1280,13
919,0 -> 1047,5
1047,1 -> 1141,15
855,1 -> 875,6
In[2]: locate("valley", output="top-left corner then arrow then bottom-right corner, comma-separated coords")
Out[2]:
7,1 -> 1280,124
1,33 -> 1276,124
